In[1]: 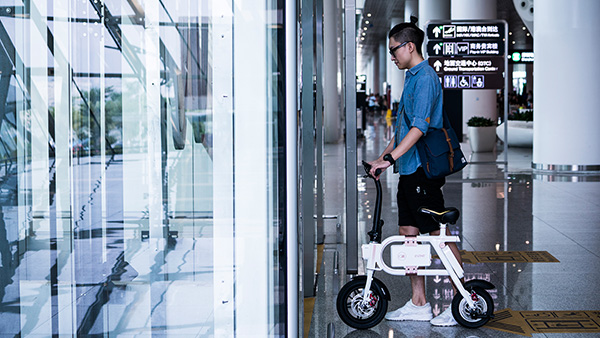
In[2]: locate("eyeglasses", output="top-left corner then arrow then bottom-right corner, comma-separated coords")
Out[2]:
389,41 -> 410,56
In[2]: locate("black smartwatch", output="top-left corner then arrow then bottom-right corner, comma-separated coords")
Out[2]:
383,154 -> 395,166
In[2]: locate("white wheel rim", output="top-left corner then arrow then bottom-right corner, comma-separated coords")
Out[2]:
459,293 -> 488,322
347,288 -> 378,319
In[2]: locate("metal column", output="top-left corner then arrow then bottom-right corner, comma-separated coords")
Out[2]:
344,0 -> 357,274
301,0 -> 316,298
315,0 -> 324,245
285,0 -> 299,333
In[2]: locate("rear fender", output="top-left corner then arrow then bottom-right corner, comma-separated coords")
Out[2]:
464,279 -> 495,290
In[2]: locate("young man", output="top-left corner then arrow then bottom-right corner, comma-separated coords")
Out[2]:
367,17 -> 463,327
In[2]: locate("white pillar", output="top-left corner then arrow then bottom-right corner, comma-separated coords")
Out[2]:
452,0 -> 496,19
386,1 -> 418,104
418,0 -> 450,32
405,0 -> 419,20
324,0 -> 341,143
389,17 -> 405,103
452,0 -> 497,132
533,0 -> 600,169
378,41 -> 387,95
373,49 -> 380,94
368,57 -> 376,94
389,0 -> 419,103
405,0 -> 419,85
405,0 -> 419,56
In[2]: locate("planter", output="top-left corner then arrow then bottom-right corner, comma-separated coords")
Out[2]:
496,120 -> 533,148
467,126 -> 496,152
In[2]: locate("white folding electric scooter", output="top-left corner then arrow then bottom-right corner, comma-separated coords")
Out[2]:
336,161 -> 495,329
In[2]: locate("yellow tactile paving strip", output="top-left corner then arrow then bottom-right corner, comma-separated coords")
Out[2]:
304,244 -> 325,338
303,297 -> 315,338
433,250 -> 560,264
488,309 -> 600,336
316,244 -> 324,273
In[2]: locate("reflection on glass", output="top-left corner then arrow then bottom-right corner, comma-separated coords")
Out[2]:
0,0 -> 286,336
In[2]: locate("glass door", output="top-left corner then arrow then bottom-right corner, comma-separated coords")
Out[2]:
0,0 -> 288,336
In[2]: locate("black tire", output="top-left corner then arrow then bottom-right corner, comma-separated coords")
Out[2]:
336,278 -> 388,329
451,287 -> 494,328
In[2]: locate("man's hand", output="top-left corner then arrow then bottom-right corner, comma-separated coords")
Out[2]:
368,158 -> 390,180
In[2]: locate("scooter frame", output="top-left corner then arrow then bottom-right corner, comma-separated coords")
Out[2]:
360,222 -> 476,308
337,161 -> 494,329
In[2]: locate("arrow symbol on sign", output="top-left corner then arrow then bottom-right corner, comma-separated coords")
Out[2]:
433,304 -> 441,316
433,26 -> 442,38
433,43 -> 442,55
433,60 -> 442,72
433,275 -> 442,283
433,289 -> 441,300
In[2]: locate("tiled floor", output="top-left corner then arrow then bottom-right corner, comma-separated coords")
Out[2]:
309,116 -> 600,338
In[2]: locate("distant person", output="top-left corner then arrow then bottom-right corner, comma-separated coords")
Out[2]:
377,93 -> 386,115
385,106 -> 393,140
367,16 -> 463,327
367,93 -> 378,114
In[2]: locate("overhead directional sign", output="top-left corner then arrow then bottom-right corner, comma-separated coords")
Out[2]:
427,41 -> 504,57
428,23 -> 505,40
426,21 -> 507,90
430,56 -> 505,89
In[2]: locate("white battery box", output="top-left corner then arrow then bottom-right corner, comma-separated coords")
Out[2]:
390,244 -> 431,267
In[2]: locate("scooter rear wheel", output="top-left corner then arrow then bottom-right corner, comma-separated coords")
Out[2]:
336,278 -> 388,329
451,287 -> 494,328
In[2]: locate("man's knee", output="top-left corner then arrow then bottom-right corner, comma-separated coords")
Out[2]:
399,225 -> 419,236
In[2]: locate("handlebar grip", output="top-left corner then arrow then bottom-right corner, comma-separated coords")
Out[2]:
362,160 -> 382,178
362,160 -> 372,175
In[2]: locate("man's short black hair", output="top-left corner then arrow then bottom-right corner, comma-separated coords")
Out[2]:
388,16 -> 425,55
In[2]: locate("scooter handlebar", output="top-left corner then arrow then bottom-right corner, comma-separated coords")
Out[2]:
362,160 -> 382,178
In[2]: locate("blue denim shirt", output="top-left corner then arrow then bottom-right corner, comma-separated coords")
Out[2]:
394,59 -> 443,175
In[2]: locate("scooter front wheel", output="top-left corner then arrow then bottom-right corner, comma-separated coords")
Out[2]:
451,287 -> 494,328
336,278 -> 388,329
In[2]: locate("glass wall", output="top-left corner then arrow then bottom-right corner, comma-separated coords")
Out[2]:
0,0 -> 287,336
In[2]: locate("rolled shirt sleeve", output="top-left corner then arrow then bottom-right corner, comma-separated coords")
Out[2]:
406,66 -> 443,135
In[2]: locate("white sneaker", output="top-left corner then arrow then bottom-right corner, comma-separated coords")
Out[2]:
430,306 -> 458,326
385,300 -> 433,321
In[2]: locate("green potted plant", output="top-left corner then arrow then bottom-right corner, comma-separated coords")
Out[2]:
467,116 -> 497,152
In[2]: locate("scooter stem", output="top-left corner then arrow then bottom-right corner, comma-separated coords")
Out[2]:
362,161 -> 384,243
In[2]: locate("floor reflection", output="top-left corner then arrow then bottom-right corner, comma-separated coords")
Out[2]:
0,170 -> 215,336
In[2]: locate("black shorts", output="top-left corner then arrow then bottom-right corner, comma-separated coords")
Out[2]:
397,167 -> 445,234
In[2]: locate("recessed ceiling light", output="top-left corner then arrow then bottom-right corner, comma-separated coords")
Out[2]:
363,27 -> 367,30
365,20 -> 369,24
527,33 -> 530,36
361,37 -> 365,40
367,13 -> 372,17
509,32 -> 512,35
512,41 -> 516,44
522,26 -> 526,30
362,32 -> 366,36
